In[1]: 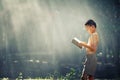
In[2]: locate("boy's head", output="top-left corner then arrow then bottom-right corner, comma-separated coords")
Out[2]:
85,19 -> 97,34
85,19 -> 96,28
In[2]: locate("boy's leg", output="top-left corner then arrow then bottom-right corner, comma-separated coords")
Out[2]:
81,67 -> 88,80
81,58 -> 88,80
81,73 -> 88,80
88,75 -> 94,80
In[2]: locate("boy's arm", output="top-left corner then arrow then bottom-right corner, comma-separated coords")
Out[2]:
79,34 -> 98,52
72,37 -> 94,50
79,42 -> 94,51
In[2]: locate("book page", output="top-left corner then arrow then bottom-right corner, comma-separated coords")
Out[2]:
72,37 -> 82,48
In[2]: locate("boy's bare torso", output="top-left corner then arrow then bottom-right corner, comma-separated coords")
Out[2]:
86,32 -> 99,54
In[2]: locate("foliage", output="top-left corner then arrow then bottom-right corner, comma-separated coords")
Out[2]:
65,68 -> 80,80
0,68 -> 81,80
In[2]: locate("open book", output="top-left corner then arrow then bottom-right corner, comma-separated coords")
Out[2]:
72,37 -> 82,49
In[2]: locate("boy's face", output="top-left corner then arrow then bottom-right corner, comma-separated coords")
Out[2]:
85,25 -> 95,34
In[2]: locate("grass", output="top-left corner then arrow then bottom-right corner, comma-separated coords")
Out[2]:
0,68 -> 78,80
0,78 -> 66,80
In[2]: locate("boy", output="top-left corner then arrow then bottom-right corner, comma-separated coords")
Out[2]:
80,19 -> 99,80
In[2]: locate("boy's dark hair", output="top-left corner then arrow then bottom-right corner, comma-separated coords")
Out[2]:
85,19 -> 97,28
